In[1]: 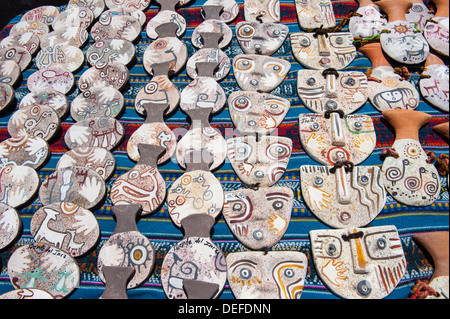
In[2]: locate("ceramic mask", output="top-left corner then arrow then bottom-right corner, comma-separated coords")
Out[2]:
67,0 -> 105,18
226,251 -> 308,299
7,243 -> 80,298
419,63 -> 449,112
243,0 -> 280,22
228,91 -> 290,135
146,10 -> 186,39
90,11 -> 141,42
78,62 -> 129,92
19,90 -> 69,119
0,203 -> 21,250
300,165 -> 386,228
227,135 -> 292,187
64,117 -> 125,151
298,113 -> 376,166
235,21 -> 289,55
381,110 -> 441,207
56,146 -> 116,181
310,225 -> 406,299
297,69 -> 369,115
223,187 -> 294,250
0,134 -> 49,170
20,5 -> 60,26
27,67 -> 74,94
30,202 -> 100,257
203,0 -> 239,23
86,38 -> 136,67
111,145 -> 166,216
348,4 -> 387,39
161,214 -> 227,299
233,54 -> 291,92
39,166 -> 106,209
295,0 -> 336,30
52,6 -> 94,30
35,44 -> 84,73
291,32 -> 357,70
0,46 -> 31,71
0,164 -> 39,208
1,33 -> 41,55
405,2 -> 434,31
97,204 -> 155,289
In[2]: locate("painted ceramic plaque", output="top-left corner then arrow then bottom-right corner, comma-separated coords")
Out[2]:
235,21 -> 289,55
97,204 -> 155,289
0,134 -> 49,170
381,110 -> 441,207
20,5 -> 60,26
203,0 -> 239,23
298,113 -> 376,165
19,90 -> 69,119
423,0 -> 449,57
105,0 -> 151,10
8,105 -> 60,142
143,37 -> 188,76
9,21 -> 49,39
30,202 -> 100,257
227,251 -> 308,299
35,44 -> 84,73
86,39 -> 136,67
228,91 -> 290,135
64,117 -> 124,151
39,27 -> 89,48
56,146 -> 116,181
111,145 -> 166,216
176,109 -> 227,171
103,7 -> 147,26
192,20 -> 232,49
295,0 -> 336,30
67,0 -> 105,18
233,54 -> 291,92
244,0 -> 280,22
223,187 -> 294,250
134,76 -> 180,116
300,165 -> 386,228
419,53 -> 449,112
160,215 -> 227,299
0,33 -> 40,56
78,62 -> 129,92
310,225 -> 406,299
0,83 -> 14,113
227,135 -> 292,187
297,69 -> 368,115
127,103 -> 176,164
0,288 -> 54,299
291,32 -> 357,70
0,60 -> 21,87
405,1 -> 434,31
0,164 -> 39,208
27,67 -> 75,94
186,48 -> 231,81
7,243 -> 80,298
146,10 -> 186,39
52,6 -> 94,30
0,46 -> 32,71
39,167 -> 106,209
91,13 -> 141,42
348,3 -> 387,39
70,87 -> 125,121
0,203 -> 21,251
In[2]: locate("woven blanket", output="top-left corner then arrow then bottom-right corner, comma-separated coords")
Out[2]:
0,0 -> 448,300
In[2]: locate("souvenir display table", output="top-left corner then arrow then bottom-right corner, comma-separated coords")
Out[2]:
0,0 -> 448,300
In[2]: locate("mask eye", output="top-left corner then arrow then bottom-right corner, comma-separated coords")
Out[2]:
235,58 -> 254,72
264,99 -> 287,116
266,142 -> 291,160
272,200 -> 284,210
238,24 -> 255,38
263,61 -> 287,77
299,36 -> 311,47
231,95 -> 252,112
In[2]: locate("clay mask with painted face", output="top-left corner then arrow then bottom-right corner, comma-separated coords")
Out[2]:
223,187 -> 294,250
235,21 -> 289,55
228,91 -> 290,135
233,54 -> 291,92
298,113 -> 376,166
300,165 -> 386,228
227,135 -> 292,187
226,251 -> 308,299
310,225 -> 406,299
295,0 -> 336,30
291,32 -> 357,70
243,0 -> 281,23
297,69 -> 369,115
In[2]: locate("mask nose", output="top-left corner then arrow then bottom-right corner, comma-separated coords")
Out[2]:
343,229 -> 369,274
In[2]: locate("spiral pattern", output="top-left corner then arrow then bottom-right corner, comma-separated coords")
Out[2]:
404,176 -> 421,192
385,166 -> 402,182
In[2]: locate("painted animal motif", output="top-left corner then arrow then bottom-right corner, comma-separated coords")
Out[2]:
300,165 -> 386,228
78,62 -> 129,92
235,21 -> 288,55
228,91 -> 290,135
405,2 -> 434,31
295,0 -> 336,30
244,0 -> 281,23
223,187 -> 294,250
291,32 -> 357,70
298,113 -> 376,166
71,87 -> 124,121
297,69 -> 368,115
227,135 -> 292,187
90,12 -> 141,42
233,54 -> 291,92
0,164 -> 39,208
424,17 -> 450,57
33,207 -> 67,249
226,251 -> 308,299
35,44 -> 84,73
419,60 -> 449,112
26,66 -> 74,94
145,10 -> 186,39
310,226 -> 406,299
0,134 -> 49,170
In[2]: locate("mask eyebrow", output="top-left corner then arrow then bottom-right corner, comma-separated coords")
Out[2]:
229,259 -> 258,273
265,192 -> 290,201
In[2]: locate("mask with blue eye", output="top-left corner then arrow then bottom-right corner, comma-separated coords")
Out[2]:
228,91 -> 290,135
295,0 -> 336,31
310,225 -> 406,299
243,0 -> 281,23
226,251 -> 308,299
297,69 -> 369,115
235,21 -> 289,55
223,187 -> 294,250
300,164 -> 386,228
233,54 -> 291,92
291,32 -> 357,70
